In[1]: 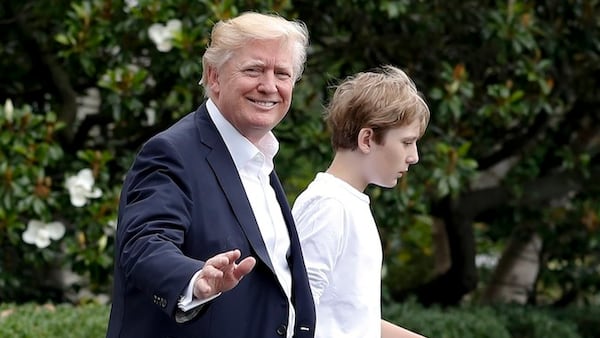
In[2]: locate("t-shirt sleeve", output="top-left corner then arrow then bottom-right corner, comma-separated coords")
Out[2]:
293,195 -> 347,305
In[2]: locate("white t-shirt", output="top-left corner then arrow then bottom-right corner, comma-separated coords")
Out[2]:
292,172 -> 383,338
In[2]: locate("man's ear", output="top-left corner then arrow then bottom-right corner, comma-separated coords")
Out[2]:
357,128 -> 373,153
207,66 -> 220,94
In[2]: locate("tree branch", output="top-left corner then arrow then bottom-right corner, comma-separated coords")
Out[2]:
457,165 -> 600,220
8,1 -> 78,141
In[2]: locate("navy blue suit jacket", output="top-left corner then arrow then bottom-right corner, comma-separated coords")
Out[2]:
106,103 -> 316,338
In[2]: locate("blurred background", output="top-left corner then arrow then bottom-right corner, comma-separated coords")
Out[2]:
1,0 -> 599,337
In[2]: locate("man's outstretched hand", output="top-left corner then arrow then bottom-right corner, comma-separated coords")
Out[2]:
193,249 -> 256,300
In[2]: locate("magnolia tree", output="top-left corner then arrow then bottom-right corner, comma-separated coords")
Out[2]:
0,0 -> 296,303
1,0 -> 599,308
0,99 -> 119,303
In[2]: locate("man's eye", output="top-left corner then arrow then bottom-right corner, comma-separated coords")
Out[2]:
276,72 -> 291,79
244,68 -> 261,75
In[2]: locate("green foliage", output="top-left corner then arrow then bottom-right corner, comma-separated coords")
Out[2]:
551,305 -> 600,338
384,301 -> 589,338
536,199 -> 600,304
0,101 -> 120,302
0,303 -> 109,337
1,0 -> 599,309
409,308 -> 511,338
493,304 -> 581,338
1,298 -> 597,338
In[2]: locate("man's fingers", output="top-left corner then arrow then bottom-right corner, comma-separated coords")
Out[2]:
234,256 -> 256,280
204,249 -> 254,282
202,264 -> 224,279
206,249 -> 241,269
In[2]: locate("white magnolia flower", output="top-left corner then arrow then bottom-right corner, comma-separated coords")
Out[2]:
4,98 -> 13,122
65,168 -> 102,207
475,253 -> 499,269
22,220 -> 66,248
123,0 -> 138,12
104,219 -> 118,236
148,19 -> 182,52
144,107 -> 156,126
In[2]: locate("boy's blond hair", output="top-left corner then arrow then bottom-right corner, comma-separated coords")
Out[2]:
325,65 -> 430,151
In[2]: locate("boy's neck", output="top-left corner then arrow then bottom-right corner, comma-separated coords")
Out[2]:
326,151 -> 368,192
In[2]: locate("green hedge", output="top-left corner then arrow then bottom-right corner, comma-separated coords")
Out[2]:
389,303 -> 511,338
385,301 -> 594,338
1,302 -> 598,337
548,305 -> 600,338
0,303 -> 109,337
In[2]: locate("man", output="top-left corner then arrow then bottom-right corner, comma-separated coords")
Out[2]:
107,12 -> 315,338
293,65 -> 429,338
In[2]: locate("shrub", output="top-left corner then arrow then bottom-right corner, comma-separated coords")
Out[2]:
384,301 -> 588,338
0,302 -> 109,337
0,100 -> 121,303
549,306 -> 600,338
0,301 -> 595,338
385,301 -> 511,338
493,304 -> 581,338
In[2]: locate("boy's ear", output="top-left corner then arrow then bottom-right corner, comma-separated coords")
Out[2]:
357,128 -> 373,153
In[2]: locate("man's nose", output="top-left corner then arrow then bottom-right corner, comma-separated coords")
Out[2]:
258,72 -> 277,93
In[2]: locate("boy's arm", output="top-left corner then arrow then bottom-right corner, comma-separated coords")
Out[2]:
381,319 -> 427,338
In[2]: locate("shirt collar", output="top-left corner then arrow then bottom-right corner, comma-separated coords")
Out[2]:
206,98 -> 279,174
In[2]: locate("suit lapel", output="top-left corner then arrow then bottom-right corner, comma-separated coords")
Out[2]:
196,103 -> 315,330
270,171 -> 316,329
195,105 -> 275,273
270,172 -> 302,283
269,171 -> 294,251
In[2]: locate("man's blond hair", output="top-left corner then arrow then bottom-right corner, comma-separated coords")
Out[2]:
200,12 -> 309,97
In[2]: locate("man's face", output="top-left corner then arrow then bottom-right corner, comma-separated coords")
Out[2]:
207,39 -> 295,144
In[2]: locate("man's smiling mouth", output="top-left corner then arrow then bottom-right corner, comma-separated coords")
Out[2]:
249,99 -> 277,107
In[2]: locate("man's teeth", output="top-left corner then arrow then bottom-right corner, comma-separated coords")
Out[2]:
253,100 -> 275,107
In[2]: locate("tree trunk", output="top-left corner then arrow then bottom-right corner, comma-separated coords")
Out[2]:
401,197 -> 479,307
482,228 -> 542,304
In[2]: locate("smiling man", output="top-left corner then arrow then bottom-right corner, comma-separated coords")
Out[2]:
204,38 -> 295,144
107,12 -> 315,338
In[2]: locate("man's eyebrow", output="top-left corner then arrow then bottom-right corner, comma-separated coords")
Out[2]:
240,60 -> 265,67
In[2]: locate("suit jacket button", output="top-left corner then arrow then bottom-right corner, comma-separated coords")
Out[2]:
276,324 -> 287,336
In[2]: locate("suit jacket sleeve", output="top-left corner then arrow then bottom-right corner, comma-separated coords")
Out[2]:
116,134 -> 204,318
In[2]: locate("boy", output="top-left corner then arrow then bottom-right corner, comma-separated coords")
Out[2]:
292,65 -> 430,338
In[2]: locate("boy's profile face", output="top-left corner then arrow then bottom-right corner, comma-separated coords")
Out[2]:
364,119 -> 421,188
